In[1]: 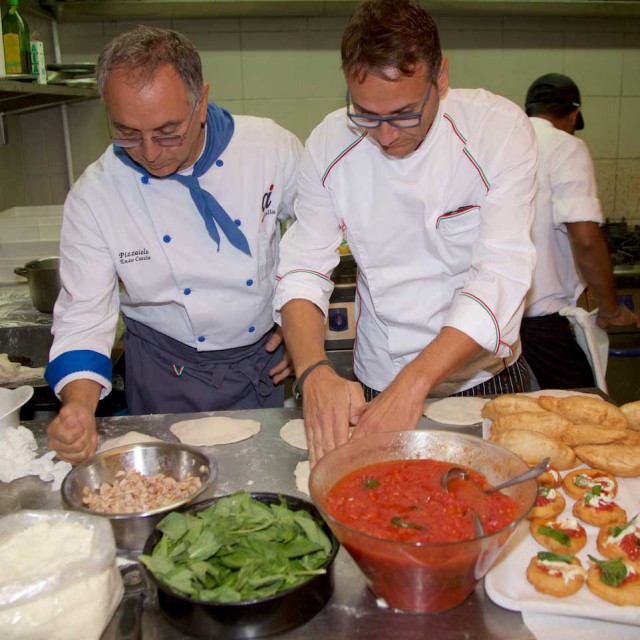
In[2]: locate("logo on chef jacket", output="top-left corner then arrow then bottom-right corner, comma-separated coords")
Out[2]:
119,248 -> 151,265
261,184 -> 277,221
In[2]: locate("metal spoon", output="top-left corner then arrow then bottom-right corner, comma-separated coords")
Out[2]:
441,457 -> 551,496
440,468 -> 485,538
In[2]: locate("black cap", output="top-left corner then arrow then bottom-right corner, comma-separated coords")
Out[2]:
525,73 -> 584,130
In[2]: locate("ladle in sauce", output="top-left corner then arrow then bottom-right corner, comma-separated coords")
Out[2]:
441,457 -> 550,496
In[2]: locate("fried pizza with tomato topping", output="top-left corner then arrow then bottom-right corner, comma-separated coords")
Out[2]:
572,487 -> 627,527
526,551 -> 585,597
530,517 -> 587,554
597,516 -> 640,563
537,465 -> 562,488
526,485 -> 566,521
562,468 -> 618,501
586,556 -> 640,606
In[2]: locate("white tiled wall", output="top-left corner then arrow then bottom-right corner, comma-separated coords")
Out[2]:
1,13 -> 639,225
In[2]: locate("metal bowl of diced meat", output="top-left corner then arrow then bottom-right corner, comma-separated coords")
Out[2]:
61,442 -> 217,550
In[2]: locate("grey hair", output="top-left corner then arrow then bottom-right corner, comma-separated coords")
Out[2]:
96,26 -> 203,105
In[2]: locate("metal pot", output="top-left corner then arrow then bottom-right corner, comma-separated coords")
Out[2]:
14,257 -> 61,313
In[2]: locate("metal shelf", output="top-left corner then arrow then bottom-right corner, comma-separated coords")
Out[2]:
0,78 -> 98,116
33,0 -> 640,22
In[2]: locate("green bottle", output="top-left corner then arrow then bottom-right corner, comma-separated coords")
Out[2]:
2,0 -> 31,75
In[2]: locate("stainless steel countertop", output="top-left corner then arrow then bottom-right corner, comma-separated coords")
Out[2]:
15,408 -> 534,640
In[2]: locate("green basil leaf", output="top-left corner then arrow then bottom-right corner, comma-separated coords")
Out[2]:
537,551 -> 575,564
588,555 -> 628,587
574,474 -> 590,488
391,516 -> 425,530
537,525 -> 571,547
363,477 -> 381,490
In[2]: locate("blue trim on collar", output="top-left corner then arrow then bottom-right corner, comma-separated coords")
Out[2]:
45,350 -> 112,390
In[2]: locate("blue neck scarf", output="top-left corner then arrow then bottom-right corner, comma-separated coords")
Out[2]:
113,102 -> 251,256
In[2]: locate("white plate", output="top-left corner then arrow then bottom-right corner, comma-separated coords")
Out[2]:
485,471 -> 640,625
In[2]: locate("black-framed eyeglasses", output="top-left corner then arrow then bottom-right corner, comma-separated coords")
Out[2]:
108,96 -> 202,148
346,83 -> 433,129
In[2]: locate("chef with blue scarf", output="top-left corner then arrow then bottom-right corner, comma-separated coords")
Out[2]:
46,26 -> 302,463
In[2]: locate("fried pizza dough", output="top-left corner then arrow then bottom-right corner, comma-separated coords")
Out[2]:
621,400 -> 640,431
481,394 -> 546,421
490,411 -> 572,439
574,444 -> 640,477
559,424 -> 629,447
527,486 -> 566,521
538,396 -> 629,430
572,490 -> 627,527
526,552 -> 585,597
597,518 -> 640,563
490,430 -> 576,470
586,557 -> 640,606
530,517 -> 587,554
562,468 -> 618,501
538,465 -> 562,488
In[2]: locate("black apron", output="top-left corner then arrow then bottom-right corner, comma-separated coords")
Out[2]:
122,315 -> 284,415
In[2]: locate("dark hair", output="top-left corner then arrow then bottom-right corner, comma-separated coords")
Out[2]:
341,0 -> 442,81
97,26 -> 203,106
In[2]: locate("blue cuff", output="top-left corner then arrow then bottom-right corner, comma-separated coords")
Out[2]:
45,350 -> 112,390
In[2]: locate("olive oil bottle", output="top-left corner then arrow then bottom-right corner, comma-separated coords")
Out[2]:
2,0 -> 31,75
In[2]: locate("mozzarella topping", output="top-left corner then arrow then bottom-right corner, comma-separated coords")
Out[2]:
556,518 -> 580,531
607,523 -> 640,545
584,492 -> 614,508
549,469 -> 560,483
538,559 -> 586,584
575,474 -> 615,494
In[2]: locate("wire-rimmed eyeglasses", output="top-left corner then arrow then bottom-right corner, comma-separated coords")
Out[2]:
346,83 -> 433,129
108,96 -> 201,148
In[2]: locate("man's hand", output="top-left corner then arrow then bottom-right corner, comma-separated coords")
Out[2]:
266,326 -> 293,384
47,402 -> 98,463
302,365 -> 366,466
596,305 -> 640,330
351,372 -> 425,440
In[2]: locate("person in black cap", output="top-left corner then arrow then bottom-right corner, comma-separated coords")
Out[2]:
520,73 -> 639,390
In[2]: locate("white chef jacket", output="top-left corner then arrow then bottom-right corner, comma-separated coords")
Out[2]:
50,115 -> 302,397
525,117 -> 603,318
274,88 -> 538,396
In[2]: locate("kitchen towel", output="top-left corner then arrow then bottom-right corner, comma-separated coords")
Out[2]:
0,425 -> 71,490
0,353 -> 45,384
558,306 -> 609,393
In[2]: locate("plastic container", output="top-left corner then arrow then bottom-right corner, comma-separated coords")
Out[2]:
0,510 -> 123,640
309,430 -> 537,613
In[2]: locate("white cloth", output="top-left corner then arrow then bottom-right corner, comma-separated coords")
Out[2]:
275,88 -> 538,395
522,611 -> 640,640
525,117 -> 603,317
558,305 -> 610,392
50,115 -> 302,397
0,425 -> 71,491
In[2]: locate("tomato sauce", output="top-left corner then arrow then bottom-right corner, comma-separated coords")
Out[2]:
326,459 -> 517,544
323,459 -> 520,612
619,532 -> 640,560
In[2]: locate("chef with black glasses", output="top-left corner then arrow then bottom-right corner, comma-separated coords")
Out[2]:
275,0 -> 539,465
46,26 -> 302,463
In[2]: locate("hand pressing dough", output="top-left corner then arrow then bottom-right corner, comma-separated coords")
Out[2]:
424,397 -> 488,425
294,460 -> 310,495
98,431 -> 162,452
170,416 -> 260,446
280,419 -> 307,450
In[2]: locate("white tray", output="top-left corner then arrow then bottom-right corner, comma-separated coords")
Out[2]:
485,472 -> 640,625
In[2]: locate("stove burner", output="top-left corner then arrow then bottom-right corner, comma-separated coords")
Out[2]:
603,219 -> 640,266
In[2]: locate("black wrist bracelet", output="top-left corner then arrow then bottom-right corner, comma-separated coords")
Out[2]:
292,359 -> 334,400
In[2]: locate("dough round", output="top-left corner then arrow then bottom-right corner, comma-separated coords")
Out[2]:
170,416 -> 260,446
537,466 -> 562,488
572,499 -> 627,528
98,431 -> 162,452
526,554 -> 585,598
597,521 -> 640,562
530,518 -> 587,554
562,469 -> 618,501
280,419 -> 308,450
424,397 -> 488,425
526,486 -> 565,521
294,460 -> 310,495
586,561 -> 640,606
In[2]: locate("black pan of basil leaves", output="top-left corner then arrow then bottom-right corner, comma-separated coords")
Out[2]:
139,492 -> 340,639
